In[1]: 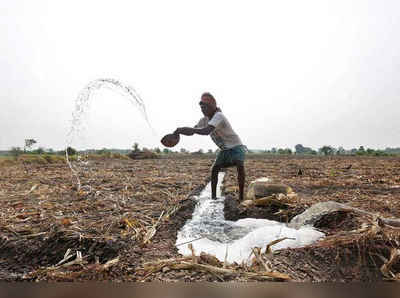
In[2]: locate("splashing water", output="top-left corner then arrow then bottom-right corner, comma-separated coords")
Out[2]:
66,78 -> 153,190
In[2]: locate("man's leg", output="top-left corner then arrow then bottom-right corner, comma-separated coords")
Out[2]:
211,163 -> 221,199
235,160 -> 245,201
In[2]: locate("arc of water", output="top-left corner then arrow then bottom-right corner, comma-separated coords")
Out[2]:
66,78 -> 155,190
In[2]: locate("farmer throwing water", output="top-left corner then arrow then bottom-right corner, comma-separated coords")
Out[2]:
173,92 -> 246,201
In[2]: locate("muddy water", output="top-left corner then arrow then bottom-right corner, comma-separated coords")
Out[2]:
176,173 -> 325,264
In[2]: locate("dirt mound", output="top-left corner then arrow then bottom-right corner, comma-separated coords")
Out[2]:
314,210 -> 362,234
224,195 -> 305,223
0,231 -> 122,279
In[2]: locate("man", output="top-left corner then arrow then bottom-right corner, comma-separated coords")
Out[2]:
174,92 -> 246,201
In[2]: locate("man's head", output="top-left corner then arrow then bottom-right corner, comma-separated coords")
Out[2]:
199,92 -> 217,117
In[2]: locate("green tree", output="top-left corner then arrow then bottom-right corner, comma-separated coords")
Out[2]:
66,147 -> 77,155
35,147 -> 45,154
98,148 -> 108,154
357,146 -> 366,155
133,142 -> 140,152
337,146 -> 346,155
24,139 -> 37,152
374,150 -> 387,156
278,148 -> 292,155
295,144 -> 314,154
366,148 -> 375,155
319,145 -> 334,156
295,144 -> 305,154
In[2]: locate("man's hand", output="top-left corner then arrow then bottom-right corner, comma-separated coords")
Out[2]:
174,127 -> 195,136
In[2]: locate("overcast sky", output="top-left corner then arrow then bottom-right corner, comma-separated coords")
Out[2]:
1,0 -> 399,151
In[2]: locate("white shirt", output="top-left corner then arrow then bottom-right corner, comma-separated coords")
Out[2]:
195,112 -> 243,150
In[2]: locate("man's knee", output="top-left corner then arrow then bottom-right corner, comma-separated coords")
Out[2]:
212,163 -> 222,174
234,160 -> 244,169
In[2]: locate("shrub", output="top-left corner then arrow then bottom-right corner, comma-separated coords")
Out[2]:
374,150 -> 388,156
128,150 -> 159,160
66,147 -> 77,156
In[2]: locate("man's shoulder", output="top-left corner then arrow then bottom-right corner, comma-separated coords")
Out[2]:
208,112 -> 226,128
211,112 -> 225,120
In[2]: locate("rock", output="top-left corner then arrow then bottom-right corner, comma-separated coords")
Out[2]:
288,201 -> 346,229
253,194 -> 290,207
224,186 -> 239,193
240,200 -> 255,208
241,193 -> 295,209
200,252 -> 222,267
247,178 -> 293,200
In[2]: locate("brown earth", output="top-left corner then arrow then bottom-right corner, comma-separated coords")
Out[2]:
0,155 -> 400,281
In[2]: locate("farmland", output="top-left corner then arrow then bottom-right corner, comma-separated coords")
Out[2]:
0,155 -> 400,281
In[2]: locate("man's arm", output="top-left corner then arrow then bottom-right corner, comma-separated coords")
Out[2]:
174,125 -> 215,136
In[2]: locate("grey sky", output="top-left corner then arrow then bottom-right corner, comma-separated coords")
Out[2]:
1,0 -> 399,151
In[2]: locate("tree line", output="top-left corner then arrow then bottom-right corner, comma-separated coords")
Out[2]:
246,144 -> 398,156
2,139 -> 400,157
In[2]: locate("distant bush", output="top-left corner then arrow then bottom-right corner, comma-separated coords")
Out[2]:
319,146 -> 335,156
128,150 -> 159,160
374,150 -> 388,156
191,149 -> 204,155
278,148 -> 292,155
33,147 -> 45,155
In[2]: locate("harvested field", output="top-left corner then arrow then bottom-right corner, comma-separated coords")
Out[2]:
1,155 -> 400,281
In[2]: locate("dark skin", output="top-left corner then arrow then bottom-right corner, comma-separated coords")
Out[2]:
174,99 -> 245,201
